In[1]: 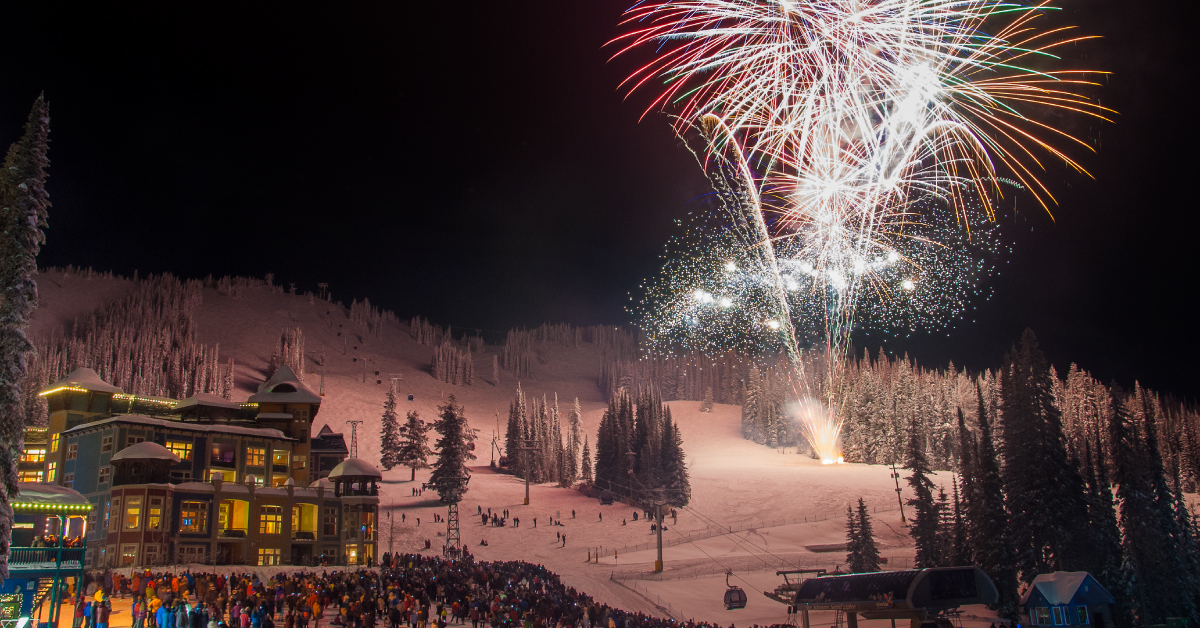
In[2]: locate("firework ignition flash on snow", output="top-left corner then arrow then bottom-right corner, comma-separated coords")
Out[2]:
794,398 -> 844,465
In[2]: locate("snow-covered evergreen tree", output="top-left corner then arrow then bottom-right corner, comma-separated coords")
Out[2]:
0,96 -> 50,578
1000,329 -> 1089,581
397,410 -> 433,481
567,398 -> 582,484
659,411 -> 690,507
846,498 -> 879,573
905,420 -> 941,568
581,435 -> 593,484
379,389 -> 402,470
428,396 -> 476,504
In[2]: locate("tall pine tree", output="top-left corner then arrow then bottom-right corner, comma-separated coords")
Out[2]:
379,388 -> 402,470
397,411 -> 433,481
581,435 -> 593,484
968,383 -> 1020,622
905,419 -> 941,568
428,396 -> 476,504
999,330 -> 1089,580
846,498 -> 880,573
0,96 -> 50,578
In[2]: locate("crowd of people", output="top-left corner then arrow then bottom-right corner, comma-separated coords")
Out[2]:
65,554 -> 731,628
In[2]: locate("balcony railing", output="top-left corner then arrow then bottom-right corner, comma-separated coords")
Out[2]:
218,528 -> 248,538
292,531 -> 315,541
9,547 -> 85,570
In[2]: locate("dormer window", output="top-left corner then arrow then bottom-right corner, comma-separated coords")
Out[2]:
272,384 -> 297,393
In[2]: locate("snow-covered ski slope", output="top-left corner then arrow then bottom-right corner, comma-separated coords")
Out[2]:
33,270 -> 992,626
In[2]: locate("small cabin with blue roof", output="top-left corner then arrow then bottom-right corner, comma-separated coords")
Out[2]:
1020,572 -> 1115,628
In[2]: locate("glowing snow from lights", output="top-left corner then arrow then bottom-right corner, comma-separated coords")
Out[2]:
766,319 -> 781,330
902,279 -> 916,291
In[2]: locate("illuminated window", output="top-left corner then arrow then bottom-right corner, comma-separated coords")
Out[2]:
49,434 -> 59,453
209,469 -> 233,482
322,507 -> 337,536
63,473 -> 74,489
101,436 -> 113,453
46,462 -> 56,482
127,435 -> 145,448
124,495 -> 142,529
272,450 -> 290,466
180,501 -> 208,533
293,454 -> 307,470
293,505 -> 302,531
108,497 -> 121,531
67,444 -> 77,460
148,497 -> 163,530
246,447 -> 266,467
257,547 -> 281,566
259,505 -> 283,534
18,470 -> 44,482
166,441 -> 192,461
20,448 -> 46,463
120,543 -> 138,566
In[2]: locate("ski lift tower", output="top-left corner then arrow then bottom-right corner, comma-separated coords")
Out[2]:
443,474 -> 470,555
346,420 -> 364,458
517,439 -> 539,505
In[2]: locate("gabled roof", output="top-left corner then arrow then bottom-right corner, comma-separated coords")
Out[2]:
328,458 -> 382,479
247,365 -> 321,404
1021,572 -> 1115,606
175,393 -> 241,411
39,367 -> 123,395
111,441 -> 181,463
310,425 -> 348,454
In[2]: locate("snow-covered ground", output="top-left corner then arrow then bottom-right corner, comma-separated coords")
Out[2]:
32,271 -> 987,626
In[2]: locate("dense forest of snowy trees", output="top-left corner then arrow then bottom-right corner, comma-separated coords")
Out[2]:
503,385 -> 583,489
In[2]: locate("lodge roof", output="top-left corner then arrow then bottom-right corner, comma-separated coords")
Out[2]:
329,458 -> 382,479
311,424 -> 349,454
174,393 -> 241,411
110,441 -> 180,463
39,367 -> 123,395
14,482 -> 91,510
247,365 -> 321,404
64,414 -> 292,441
1021,572 -> 1115,607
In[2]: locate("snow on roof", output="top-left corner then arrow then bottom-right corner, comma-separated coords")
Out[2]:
309,478 -> 334,489
311,426 -> 348,454
175,393 -> 241,410
172,482 -> 217,493
14,482 -> 92,509
64,414 -> 291,440
1021,572 -> 1111,606
328,458 -> 383,479
39,367 -> 123,395
247,365 -> 321,404
110,441 -> 181,463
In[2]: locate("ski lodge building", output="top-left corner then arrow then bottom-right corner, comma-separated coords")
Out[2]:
17,365 -> 380,568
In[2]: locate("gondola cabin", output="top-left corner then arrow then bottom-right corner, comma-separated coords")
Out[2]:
599,490 -> 614,505
725,586 -> 748,610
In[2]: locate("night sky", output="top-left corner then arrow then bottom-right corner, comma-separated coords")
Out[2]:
1,3 -> 1196,397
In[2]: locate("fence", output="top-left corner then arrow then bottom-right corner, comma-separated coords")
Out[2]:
593,503 -> 903,558
609,574 -> 688,622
